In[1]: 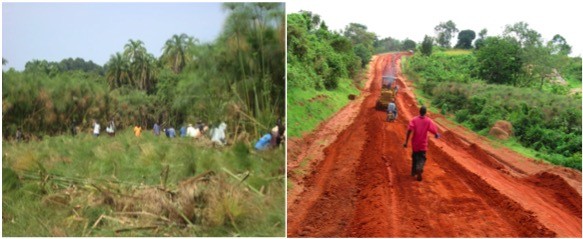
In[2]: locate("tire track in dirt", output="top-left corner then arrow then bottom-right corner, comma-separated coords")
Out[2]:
287,53 -> 581,237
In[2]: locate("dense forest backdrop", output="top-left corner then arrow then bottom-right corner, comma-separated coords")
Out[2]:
2,3 -> 285,141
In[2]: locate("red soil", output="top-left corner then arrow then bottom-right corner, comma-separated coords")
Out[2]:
287,53 -> 582,237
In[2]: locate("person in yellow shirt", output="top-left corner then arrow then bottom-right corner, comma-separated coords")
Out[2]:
134,125 -> 142,137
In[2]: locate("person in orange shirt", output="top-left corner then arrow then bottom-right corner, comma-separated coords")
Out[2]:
133,125 -> 142,137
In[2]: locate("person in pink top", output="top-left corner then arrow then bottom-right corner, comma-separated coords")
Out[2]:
403,106 -> 440,181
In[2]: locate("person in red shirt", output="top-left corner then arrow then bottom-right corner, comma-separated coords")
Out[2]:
403,106 -> 440,181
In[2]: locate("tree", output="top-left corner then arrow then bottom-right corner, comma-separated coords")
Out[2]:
374,37 -> 402,53
474,28 -> 488,49
299,10 -> 321,31
2,58 -> 7,66
105,52 -> 131,89
548,34 -> 572,55
123,39 -> 157,92
503,22 -> 542,48
421,35 -> 434,56
402,39 -> 416,51
434,20 -> 458,48
161,34 -> 198,74
344,23 -> 376,66
354,44 -> 372,67
455,30 -> 476,49
504,22 -> 560,88
476,37 -> 522,85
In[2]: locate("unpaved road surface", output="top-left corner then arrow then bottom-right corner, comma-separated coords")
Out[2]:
287,53 -> 582,237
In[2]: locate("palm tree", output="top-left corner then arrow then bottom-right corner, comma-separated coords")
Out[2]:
124,39 -> 147,63
122,39 -> 158,92
161,34 -> 198,74
105,52 -> 130,89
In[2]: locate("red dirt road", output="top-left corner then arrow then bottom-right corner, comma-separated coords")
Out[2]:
287,53 -> 582,237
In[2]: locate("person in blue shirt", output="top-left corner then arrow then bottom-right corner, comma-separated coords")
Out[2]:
255,133 -> 272,150
180,125 -> 186,137
165,127 -> 176,138
153,123 -> 161,136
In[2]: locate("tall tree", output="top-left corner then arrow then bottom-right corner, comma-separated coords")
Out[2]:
123,39 -> 157,92
421,35 -> 434,56
344,23 -> 376,66
503,22 -> 542,48
474,28 -> 488,49
476,37 -> 522,85
105,52 -> 131,89
161,34 -> 198,74
434,20 -> 458,48
455,29 -> 476,49
402,39 -> 416,51
548,34 -> 572,55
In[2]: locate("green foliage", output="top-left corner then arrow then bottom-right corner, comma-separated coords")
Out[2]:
475,37 -> 522,85
24,58 -> 104,76
344,23 -> 376,66
420,35 -> 433,56
354,44 -> 372,68
287,12 -> 363,91
287,12 -> 367,138
402,39 -> 416,51
373,37 -> 416,54
161,33 -> 198,74
474,28 -> 488,49
455,29 -> 476,49
434,20 -> 458,48
404,51 -> 479,86
2,70 -> 111,137
548,34 -> 572,55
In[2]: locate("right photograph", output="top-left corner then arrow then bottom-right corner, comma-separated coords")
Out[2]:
286,0 -> 582,237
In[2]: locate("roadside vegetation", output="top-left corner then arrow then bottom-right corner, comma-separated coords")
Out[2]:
2,3 -> 285,236
403,21 -> 581,170
287,11 -> 412,137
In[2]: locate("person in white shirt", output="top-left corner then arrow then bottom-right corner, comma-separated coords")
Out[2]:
93,120 -> 100,137
186,124 -> 196,137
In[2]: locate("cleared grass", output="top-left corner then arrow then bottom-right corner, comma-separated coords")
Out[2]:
2,130 -> 284,236
288,78 -> 359,138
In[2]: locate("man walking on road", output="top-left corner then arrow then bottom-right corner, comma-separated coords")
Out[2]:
403,106 -> 440,181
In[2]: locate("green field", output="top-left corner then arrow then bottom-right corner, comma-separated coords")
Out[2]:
2,130 -> 284,236
287,78 -> 360,138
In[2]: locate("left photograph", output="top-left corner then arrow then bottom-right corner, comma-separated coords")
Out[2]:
2,2 -> 285,237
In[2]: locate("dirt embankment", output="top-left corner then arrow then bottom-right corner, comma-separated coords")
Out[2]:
287,53 -> 582,237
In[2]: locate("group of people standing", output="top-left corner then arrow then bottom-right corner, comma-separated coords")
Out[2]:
71,118 -> 251,148
89,118 -> 116,137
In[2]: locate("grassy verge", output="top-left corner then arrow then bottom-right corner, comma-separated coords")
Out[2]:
2,130 -> 284,236
288,78 -> 359,138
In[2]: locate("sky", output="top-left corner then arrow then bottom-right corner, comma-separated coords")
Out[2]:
287,0 -> 583,56
2,2 -> 227,71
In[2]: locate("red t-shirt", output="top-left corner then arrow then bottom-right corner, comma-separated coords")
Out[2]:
408,116 -> 438,152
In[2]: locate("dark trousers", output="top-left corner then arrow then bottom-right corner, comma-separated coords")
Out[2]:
411,151 -> 427,175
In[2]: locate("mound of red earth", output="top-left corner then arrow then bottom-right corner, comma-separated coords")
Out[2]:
489,120 -> 513,140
